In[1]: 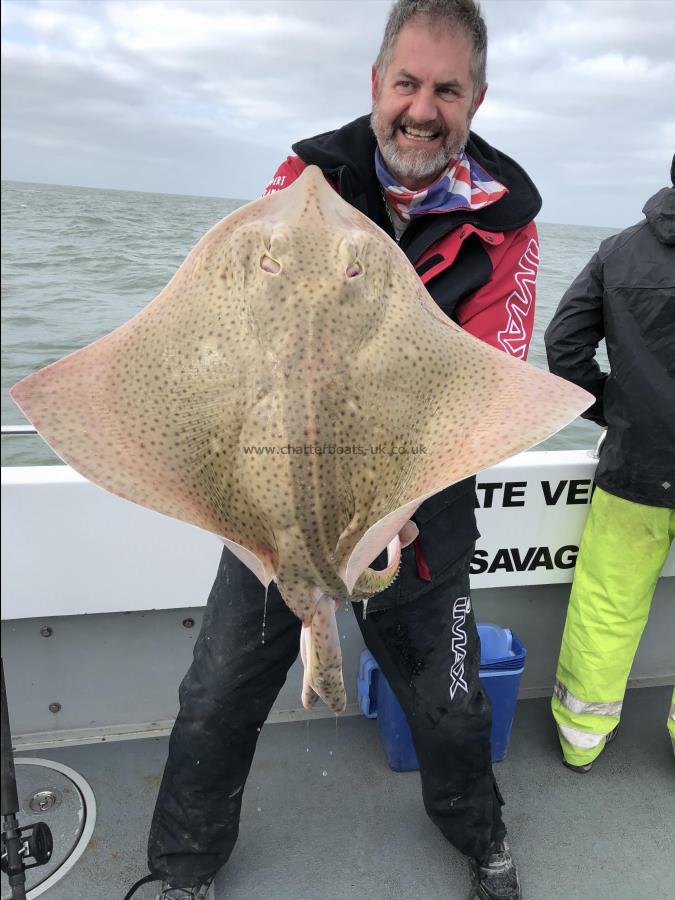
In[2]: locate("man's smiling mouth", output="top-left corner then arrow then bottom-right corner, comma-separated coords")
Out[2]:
400,125 -> 441,141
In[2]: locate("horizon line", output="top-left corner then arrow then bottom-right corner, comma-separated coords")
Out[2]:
1,177 -> 627,231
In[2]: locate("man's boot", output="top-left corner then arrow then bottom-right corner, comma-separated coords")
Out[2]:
468,839 -> 521,900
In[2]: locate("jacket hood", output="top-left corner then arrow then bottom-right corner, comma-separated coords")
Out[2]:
642,186 -> 675,246
291,114 -> 541,232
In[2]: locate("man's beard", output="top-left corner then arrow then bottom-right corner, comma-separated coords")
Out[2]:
371,102 -> 469,185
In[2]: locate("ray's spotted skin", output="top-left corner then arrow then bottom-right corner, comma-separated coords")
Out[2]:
10,166 -> 592,713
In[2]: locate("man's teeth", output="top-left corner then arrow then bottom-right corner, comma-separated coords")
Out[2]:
402,126 -> 438,140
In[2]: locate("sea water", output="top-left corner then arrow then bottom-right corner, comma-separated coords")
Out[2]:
1,179 -> 614,467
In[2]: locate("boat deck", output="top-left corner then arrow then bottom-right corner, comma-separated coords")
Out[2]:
7,685 -> 674,900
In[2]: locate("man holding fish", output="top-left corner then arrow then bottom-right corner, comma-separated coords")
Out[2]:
145,3 -> 543,898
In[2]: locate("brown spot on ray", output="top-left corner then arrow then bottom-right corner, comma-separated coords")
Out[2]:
10,166 -> 593,712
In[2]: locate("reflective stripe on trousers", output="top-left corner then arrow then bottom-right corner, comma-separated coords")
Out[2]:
551,487 -> 675,766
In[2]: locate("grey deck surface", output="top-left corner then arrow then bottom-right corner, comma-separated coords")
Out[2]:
10,686 -> 675,900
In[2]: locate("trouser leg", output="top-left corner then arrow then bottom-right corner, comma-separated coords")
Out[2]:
353,549 -> 505,863
148,548 -> 301,886
552,488 -> 674,766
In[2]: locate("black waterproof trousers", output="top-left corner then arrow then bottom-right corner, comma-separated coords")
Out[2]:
148,547 -> 506,886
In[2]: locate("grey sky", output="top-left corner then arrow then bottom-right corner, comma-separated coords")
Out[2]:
2,0 -> 674,226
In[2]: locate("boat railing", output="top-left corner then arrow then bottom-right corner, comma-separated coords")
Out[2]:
1,425 -> 39,436
592,428 -> 606,459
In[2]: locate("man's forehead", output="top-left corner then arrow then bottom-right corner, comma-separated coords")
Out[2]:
386,22 -> 473,81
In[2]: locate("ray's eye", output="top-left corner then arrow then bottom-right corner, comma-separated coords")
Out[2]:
260,254 -> 281,274
346,262 -> 363,279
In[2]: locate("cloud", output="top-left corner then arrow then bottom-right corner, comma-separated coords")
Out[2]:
2,0 -> 673,225
480,0 -> 675,223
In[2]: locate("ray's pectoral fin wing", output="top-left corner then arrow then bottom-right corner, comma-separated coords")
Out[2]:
339,311 -> 593,594
9,209 -> 278,587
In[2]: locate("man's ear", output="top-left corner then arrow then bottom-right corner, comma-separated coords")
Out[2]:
371,65 -> 380,103
471,82 -> 488,118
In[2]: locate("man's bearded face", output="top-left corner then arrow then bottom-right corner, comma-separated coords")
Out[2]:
370,23 -> 484,190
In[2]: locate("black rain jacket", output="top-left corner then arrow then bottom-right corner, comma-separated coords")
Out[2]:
545,186 -> 675,508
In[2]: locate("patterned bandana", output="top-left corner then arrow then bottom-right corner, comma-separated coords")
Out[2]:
375,147 -> 508,223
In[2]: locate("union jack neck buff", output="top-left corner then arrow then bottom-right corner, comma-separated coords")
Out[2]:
375,147 -> 508,223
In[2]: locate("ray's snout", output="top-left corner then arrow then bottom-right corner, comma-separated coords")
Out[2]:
279,165 -> 353,229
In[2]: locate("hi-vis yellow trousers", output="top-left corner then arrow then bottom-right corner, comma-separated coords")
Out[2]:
552,486 -> 675,766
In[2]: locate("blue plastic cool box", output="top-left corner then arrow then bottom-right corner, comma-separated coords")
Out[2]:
357,623 -> 526,771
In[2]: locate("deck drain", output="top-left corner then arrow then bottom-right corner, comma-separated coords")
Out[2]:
0,758 -> 96,900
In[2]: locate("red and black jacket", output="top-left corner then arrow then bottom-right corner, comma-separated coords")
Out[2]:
266,115 -> 542,607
